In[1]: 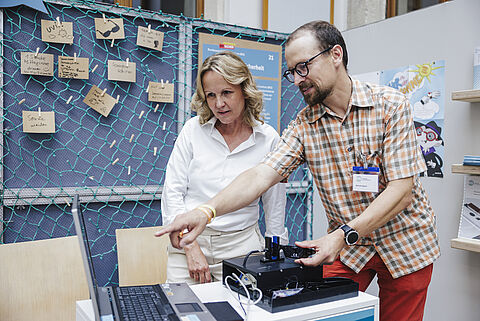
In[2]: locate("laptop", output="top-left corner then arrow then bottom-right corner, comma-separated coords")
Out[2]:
72,194 -> 216,321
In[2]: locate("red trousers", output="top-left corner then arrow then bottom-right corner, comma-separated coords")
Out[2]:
323,254 -> 433,321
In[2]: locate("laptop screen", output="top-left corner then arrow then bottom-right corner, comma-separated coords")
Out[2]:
72,194 -> 102,321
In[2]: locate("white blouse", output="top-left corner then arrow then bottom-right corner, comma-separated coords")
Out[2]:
161,116 -> 288,243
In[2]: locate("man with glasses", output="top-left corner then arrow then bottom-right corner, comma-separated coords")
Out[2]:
157,20 -> 439,321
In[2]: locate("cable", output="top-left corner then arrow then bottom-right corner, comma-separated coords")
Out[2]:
224,272 -> 263,321
242,250 -> 262,267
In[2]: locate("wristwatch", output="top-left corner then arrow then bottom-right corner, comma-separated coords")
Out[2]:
340,224 -> 359,245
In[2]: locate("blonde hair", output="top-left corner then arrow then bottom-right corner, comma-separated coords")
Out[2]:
191,51 -> 264,126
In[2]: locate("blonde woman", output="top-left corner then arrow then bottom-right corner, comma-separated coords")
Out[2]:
161,51 -> 288,284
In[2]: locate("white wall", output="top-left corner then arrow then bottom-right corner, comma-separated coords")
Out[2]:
343,1 -> 480,320
268,0 -> 330,34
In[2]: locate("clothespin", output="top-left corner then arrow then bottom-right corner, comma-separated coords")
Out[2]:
109,139 -> 116,148
35,47 -> 40,57
103,14 -> 106,23
147,24 -> 151,33
162,122 -> 166,130
38,107 -> 42,116
56,17 -> 61,26
146,84 -> 150,93
92,64 -> 98,73
101,88 -> 107,97
64,198 -> 70,207
128,165 -> 131,175
116,95 -> 120,104
126,58 -> 129,67
161,79 -> 164,89
154,104 -> 159,113
153,146 -> 157,156
18,98 -> 26,105
89,176 -> 95,180
129,134 -> 134,143
138,110 -> 144,119
66,96 -> 73,104
112,157 -> 119,165
74,52 -> 77,62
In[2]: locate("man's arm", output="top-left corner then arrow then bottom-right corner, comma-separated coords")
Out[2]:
156,163 -> 285,248
295,176 -> 413,266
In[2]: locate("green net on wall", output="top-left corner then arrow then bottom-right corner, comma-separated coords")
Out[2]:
0,0 -> 313,286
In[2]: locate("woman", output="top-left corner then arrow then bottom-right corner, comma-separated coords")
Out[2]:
161,51 -> 288,284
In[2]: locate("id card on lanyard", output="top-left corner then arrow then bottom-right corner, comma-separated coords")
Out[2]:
352,166 -> 379,193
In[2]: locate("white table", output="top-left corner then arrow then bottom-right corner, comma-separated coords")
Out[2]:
77,281 -> 379,321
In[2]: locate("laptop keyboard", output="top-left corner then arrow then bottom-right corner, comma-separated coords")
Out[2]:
115,285 -> 179,321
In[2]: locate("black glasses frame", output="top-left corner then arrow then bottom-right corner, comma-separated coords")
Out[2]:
283,46 -> 334,83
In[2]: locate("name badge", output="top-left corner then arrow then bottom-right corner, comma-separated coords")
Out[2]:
352,166 -> 379,193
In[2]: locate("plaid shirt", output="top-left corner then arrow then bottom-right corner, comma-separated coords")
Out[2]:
264,78 -> 440,278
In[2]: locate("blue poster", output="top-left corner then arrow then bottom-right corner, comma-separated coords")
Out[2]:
199,34 -> 282,131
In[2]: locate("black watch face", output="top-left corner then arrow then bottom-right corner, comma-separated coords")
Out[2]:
346,231 -> 359,245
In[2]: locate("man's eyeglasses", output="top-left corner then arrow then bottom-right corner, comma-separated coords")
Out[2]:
283,46 -> 333,83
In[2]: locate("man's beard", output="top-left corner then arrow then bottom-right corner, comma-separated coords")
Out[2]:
300,81 -> 331,106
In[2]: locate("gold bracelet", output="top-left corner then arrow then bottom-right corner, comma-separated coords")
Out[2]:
198,204 -> 216,220
196,206 -> 213,224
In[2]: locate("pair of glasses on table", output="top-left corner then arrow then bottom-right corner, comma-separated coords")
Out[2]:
283,46 -> 333,83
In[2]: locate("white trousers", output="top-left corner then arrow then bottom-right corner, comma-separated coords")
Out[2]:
166,224 -> 264,284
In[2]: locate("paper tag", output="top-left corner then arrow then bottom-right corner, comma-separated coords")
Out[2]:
21,52 -> 54,76
22,110 -> 56,133
108,60 -> 136,82
94,18 -> 125,39
83,85 -> 116,117
136,26 -> 164,51
41,19 -> 74,44
58,56 -> 89,79
353,173 -> 379,193
148,81 -> 174,103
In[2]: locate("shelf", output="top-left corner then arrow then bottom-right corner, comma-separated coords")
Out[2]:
451,238 -> 480,253
451,164 -> 480,175
451,89 -> 480,102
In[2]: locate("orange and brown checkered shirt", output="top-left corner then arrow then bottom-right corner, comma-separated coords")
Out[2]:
264,78 -> 440,278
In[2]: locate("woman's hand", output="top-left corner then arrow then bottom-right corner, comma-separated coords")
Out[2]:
184,241 -> 211,283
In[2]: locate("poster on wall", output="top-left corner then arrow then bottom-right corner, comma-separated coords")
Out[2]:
198,33 -> 282,132
354,60 -> 446,178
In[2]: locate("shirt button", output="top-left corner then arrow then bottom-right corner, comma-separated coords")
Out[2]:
347,146 -> 353,152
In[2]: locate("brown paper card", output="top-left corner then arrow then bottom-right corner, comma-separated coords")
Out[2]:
148,81 -> 174,103
58,56 -> 89,79
41,19 -> 74,44
21,52 -> 54,76
94,18 -> 125,39
22,110 -> 56,133
136,26 -> 164,52
83,85 -> 117,117
107,60 -> 136,82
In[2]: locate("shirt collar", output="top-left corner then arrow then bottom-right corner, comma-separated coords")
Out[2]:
305,77 -> 374,123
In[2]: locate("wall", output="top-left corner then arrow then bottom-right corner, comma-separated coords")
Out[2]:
343,1 -> 480,320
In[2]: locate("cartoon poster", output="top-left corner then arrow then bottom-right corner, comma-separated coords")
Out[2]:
354,60 -> 446,178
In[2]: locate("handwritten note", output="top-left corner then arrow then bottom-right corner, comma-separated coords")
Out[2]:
83,85 -> 116,117
41,19 -> 74,44
22,110 -> 56,133
148,81 -> 175,103
108,60 -> 136,82
21,52 -> 54,76
136,26 -> 164,52
58,56 -> 89,79
94,18 -> 125,39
